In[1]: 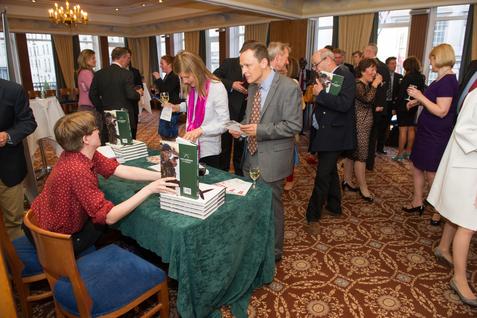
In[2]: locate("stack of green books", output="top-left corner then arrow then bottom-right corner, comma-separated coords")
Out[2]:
108,140 -> 149,162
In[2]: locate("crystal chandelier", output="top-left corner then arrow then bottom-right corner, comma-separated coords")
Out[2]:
48,1 -> 88,28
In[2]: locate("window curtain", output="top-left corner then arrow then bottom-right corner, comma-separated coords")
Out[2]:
72,35 -> 81,87
407,10 -> 429,65
332,16 -> 339,48
184,31 -> 200,55
149,36 -> 159,77
244,23 -> 269,43
460,4 -> 476,80
199,30 -> 206,63
127,37 -> 150,87
52,34 -> 75,88
338,14 -> 374,64
369,12 -> 379,44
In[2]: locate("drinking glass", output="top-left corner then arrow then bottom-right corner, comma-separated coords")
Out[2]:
406,84 -> 417,101
160,92 -> 169,105
249,167 -> 261,189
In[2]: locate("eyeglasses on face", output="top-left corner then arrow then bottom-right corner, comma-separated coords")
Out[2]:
311,57 -> 327,69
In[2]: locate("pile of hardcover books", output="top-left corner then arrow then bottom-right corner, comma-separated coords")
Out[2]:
160,183 -> 225,219
108,140 -> 149,162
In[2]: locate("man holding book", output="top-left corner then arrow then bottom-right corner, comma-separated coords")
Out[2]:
306,48 -> 356,225
229,42 -> 302,261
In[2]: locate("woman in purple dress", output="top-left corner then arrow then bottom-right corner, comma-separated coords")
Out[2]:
402,44 -> 459,225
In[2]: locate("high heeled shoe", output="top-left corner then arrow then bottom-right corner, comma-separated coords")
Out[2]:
341,181 -> 358,192
433,247 -> 453,267
359,190 -> 374,202
450,278 -> 477,307
402,205 -> 425,215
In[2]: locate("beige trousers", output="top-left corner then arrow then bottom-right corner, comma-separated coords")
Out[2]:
0,179 -> 25,240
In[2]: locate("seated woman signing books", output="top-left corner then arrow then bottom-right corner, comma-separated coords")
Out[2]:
25,111 -> 178,254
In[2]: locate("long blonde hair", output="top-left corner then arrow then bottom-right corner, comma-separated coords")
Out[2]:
77,49 -> 95,72
173,51 -> 218,97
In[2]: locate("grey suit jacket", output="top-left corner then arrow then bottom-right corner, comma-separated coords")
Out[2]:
243,72 -> 302,182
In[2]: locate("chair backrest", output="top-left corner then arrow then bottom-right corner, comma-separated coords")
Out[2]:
27,90 -> 40,99
59,88 -> 70,98
23,211 -> 93,316
0,211 -> 25,278
45,89 -> 57,97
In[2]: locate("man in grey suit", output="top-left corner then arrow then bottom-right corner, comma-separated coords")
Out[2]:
229,42 -> 302,261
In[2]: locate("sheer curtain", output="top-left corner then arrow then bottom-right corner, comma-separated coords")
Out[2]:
127,37 -> 150,87
245,23 -> 269,43
184,31 -> 200,55
338,14 -> 374,64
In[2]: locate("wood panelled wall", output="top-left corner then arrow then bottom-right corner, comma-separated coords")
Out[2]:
269,19 -> 308,59
408,11 -> 429,64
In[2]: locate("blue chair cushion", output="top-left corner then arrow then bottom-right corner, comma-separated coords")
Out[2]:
12,236 -> 43,277
54,244 -> 166,317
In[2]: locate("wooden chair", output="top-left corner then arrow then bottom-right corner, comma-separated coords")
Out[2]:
59,88 -> 78,114
0,211 -> 52,318
23,211 -> 169,318
0,242 -> 18,318
45,89 -> 57,97
27,90 -> 40,99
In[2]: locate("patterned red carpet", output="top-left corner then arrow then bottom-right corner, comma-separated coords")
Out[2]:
29,110 -> 477,317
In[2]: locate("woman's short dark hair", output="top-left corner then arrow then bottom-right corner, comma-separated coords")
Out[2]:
403,56 -> 422,74
355,58 -> 377,77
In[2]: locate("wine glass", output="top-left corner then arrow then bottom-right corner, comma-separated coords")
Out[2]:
406,84 -> 417,101
249,167 -> 261,189
160,92 -> 169,105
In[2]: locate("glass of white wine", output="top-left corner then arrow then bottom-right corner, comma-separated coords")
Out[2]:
160,92 -> 169,105
249,167 -> 260,189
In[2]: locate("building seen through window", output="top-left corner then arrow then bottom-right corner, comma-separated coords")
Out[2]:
228,25 -> 244,58
107,36 -> 125,64
206,29 -> 220,71
79,34 -> 101,70
26,33 -> 57,90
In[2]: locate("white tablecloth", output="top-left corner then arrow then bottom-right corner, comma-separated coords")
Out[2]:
27,96 -> 65,159
138,82 -> 152,115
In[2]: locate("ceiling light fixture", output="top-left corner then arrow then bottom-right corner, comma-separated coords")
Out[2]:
48,1 -> 88,28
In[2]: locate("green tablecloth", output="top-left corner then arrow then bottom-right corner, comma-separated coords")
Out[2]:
99,156 -> 274,318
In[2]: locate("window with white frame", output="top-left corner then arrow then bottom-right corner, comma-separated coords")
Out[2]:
173,33 -> 184,55
107,36 -> 125,64
79,34 -> 101,70
425,5 -> 469,84
0,32 -> 8,80
228,25 -> 244,58
26,33 -> 57,90
377,10 -> 410,74
155,35 -> 167,76
206,29 -> 220,71
313,16 -> 333,52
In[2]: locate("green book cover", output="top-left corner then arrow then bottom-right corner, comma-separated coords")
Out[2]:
320,71 -> 344,96
104,110 -> 133,145
177,137 -> 199,199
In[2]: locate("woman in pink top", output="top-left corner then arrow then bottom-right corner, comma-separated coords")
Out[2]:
77,49 -> 102,128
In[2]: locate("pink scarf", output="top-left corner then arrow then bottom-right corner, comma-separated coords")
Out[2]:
187,80 -> 211,132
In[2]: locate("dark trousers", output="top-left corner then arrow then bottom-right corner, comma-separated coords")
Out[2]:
22,219 -> 105,256
200,154 -> 221,170
219,132 -> 244,176
366,113 -> 385,170
306,151 -> 341,222
376,101 -> 394,151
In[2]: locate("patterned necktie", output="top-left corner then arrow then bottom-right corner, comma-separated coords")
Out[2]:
247,87 -> 261,155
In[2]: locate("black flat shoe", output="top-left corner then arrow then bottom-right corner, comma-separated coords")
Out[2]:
359,190 -> 374,202
402,205 -> 425,215
341,181 -> 358,192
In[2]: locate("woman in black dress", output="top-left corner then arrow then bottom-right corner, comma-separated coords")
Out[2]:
393,56 -> 426,161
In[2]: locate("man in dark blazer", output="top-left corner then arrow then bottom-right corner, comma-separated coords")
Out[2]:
153,55 -> 181,139
363,43 -> 390,169
214,45 -> 250,175
0,79 -> 37,239
306,48 -> 356,224
229,42 -> 302,261
378,56 -> 403,152
90,47 -> 140,141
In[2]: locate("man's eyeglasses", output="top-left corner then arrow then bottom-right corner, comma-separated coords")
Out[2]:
311,57 -> 327,69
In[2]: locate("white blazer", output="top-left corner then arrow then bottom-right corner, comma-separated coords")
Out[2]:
428,89 -> 477,230
180,80 -> 230,158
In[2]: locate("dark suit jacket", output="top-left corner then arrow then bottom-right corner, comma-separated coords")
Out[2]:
129,66 -> 143,89
153,71 -> 181,104
89,64 -> 140,113
0,79 -> 37,187
311,65 -> 356,152
344,63 -> 355,76
388,72 -> 403,111
213,57 -> 247,121
396,72 -> 426,112
375,58 -> 391,114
